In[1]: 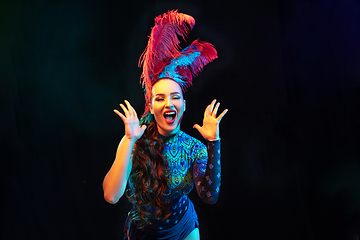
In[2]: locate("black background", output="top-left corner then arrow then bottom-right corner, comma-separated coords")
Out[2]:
2,0 -> 360,239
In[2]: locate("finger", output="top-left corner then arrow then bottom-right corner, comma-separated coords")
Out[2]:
140,125 -> 147,132
133,107 -> 138,119
127,101 -> 137,119
119,104 -> 130,118
216,109 -> 229,122
204,104 -> 210,118
193,124 -> 207,138
124,100 -> 134,117
114,109 -> 126,121
193,124 -> 202,131
212,102 -> 220,117
209,99 -> 217,115
126,100 -> 136,117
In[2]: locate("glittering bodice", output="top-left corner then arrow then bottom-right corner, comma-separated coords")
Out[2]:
161,131 -> 207,204
126,130 -> 221,231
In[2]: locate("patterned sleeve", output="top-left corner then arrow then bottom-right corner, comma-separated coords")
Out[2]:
193,139 -> 221,204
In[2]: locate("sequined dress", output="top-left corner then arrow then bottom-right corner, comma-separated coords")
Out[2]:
124,130 -> 221,240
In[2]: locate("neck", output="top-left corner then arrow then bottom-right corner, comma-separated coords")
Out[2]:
157,125 -> 180,137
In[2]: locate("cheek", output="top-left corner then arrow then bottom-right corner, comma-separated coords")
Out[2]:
178,102 -> 185,115
151,103 -> 162,118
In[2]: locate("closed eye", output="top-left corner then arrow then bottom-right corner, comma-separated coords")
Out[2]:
172,94 -> 182,100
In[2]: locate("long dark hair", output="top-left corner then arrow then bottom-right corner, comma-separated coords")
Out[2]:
126,113 -> 170,229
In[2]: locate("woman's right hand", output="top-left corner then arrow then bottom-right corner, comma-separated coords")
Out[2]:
114,100 -> 147,141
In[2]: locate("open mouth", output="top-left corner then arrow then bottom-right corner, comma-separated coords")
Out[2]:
163,110 -> 176,124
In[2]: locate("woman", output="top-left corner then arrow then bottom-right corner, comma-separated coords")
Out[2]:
103,10 -> 228,240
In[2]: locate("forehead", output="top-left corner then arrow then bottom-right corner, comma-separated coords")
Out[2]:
151,79 -> 183,95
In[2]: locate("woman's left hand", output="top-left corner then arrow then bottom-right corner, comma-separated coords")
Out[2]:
193,99 -> 228,141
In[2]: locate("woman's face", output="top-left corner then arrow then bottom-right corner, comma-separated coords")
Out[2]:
150,78 -> 185,136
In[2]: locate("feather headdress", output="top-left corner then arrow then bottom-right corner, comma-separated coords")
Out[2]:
139,10 -> 218,118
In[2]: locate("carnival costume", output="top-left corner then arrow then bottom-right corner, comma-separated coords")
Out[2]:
124,10 -> 221,240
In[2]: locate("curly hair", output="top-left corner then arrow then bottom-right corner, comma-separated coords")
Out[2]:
126,113 -> 171,229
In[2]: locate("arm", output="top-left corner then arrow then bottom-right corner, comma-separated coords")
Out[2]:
193,99 -> 227,204
103,100 -> 146,204
193,140 -> 221,204
103,136 -> 136,204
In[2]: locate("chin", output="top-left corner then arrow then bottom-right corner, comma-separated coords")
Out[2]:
158,123 -> 180,136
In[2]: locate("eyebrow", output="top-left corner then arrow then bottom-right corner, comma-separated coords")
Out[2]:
154,92 -> 182,97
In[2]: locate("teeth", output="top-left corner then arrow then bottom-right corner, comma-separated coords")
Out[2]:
164,112 -> 176,121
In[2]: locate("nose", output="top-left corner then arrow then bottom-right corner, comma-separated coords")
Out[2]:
165,97 -> 174,109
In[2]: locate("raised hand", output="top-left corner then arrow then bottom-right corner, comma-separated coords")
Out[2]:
193,99 -> 228,141
114,100 -> 147,141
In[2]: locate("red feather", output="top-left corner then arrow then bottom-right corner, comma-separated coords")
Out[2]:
139,10 -> 195,108
138,10 -> 217,118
